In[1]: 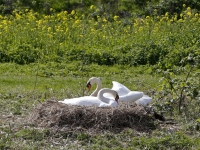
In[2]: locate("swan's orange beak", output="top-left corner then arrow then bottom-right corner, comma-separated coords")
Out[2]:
86,82 -> 91,91
115,94 -> 119,103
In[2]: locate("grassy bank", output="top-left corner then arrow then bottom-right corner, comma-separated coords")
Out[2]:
0,63 -> 200,149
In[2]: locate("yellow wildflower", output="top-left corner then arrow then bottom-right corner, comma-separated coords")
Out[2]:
90,5 -> 95,10
140,19 -> 144,23
2,20 -> 7,25
94,22 -> 98,26
187,7 -> 191,11
139,27 -> 143,31
71,10 -> 75,15
183,4 -> 186,7
91,28 -> 95,32
103,18 -> 107,23
187,11 -> 191,16
113,15 -> 119,21
153,27 -> 158,33
173,15 -> 177,21
16,13 -> 21,19
133,23 -> 138,27
97,16 -> 101,21
178,19 -> 183,23
75,20 -> 80,24
124,29 -> 128,33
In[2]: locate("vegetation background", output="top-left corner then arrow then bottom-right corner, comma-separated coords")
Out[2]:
0,0 -> 200,149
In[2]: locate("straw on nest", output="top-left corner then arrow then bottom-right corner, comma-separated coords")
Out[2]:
28,100 -> 157,133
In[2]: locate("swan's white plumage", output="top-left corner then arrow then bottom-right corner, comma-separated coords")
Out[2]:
87,77 -> 152,106
59,96 -> 100,106
59,88 -> 118,107
119,91 -> 144,102
111,81 -> 131,96
135,95 -> 152,106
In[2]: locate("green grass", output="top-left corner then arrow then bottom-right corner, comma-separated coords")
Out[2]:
0,63 -> 200,149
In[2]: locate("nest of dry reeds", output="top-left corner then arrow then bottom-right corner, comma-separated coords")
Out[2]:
28,100 -> 158,133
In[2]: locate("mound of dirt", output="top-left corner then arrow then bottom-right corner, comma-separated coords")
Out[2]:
28,100 -> 157,133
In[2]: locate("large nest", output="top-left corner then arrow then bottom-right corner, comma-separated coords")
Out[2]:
28,100 -> 158,133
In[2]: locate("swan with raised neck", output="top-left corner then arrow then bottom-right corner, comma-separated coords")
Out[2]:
86,77 -> 102,97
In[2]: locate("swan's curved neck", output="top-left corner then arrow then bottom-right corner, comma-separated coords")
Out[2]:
97,88 -> 115,104
90,78 -> 102,96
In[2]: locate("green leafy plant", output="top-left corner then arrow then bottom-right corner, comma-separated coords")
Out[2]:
154,54 -> 200,116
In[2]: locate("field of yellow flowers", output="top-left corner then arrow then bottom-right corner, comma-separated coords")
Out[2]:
0,6 -> 199,68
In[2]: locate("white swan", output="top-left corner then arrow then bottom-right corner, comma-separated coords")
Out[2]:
86,77 -> 152,106
59,88 -> 119,107
135,94 -> 152,106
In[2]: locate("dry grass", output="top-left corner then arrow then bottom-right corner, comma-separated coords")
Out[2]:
27,100 -> 158,134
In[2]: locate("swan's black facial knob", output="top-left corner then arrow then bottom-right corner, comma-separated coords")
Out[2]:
115,94 -> 119,103
86,82 -> 91,91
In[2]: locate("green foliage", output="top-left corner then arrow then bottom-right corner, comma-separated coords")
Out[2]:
149,0 -> 200,16
0,7 -> 199,68
154,54 -> 200,117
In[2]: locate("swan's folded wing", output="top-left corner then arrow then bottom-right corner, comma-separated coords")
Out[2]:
59,96 -> 102,107
111,81 -> 131,96
135,95 -> 152,106
119,91 -> 143,102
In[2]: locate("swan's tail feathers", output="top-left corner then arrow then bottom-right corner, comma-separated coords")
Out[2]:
135,95 -> 152,106
58,101 -> 67,104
